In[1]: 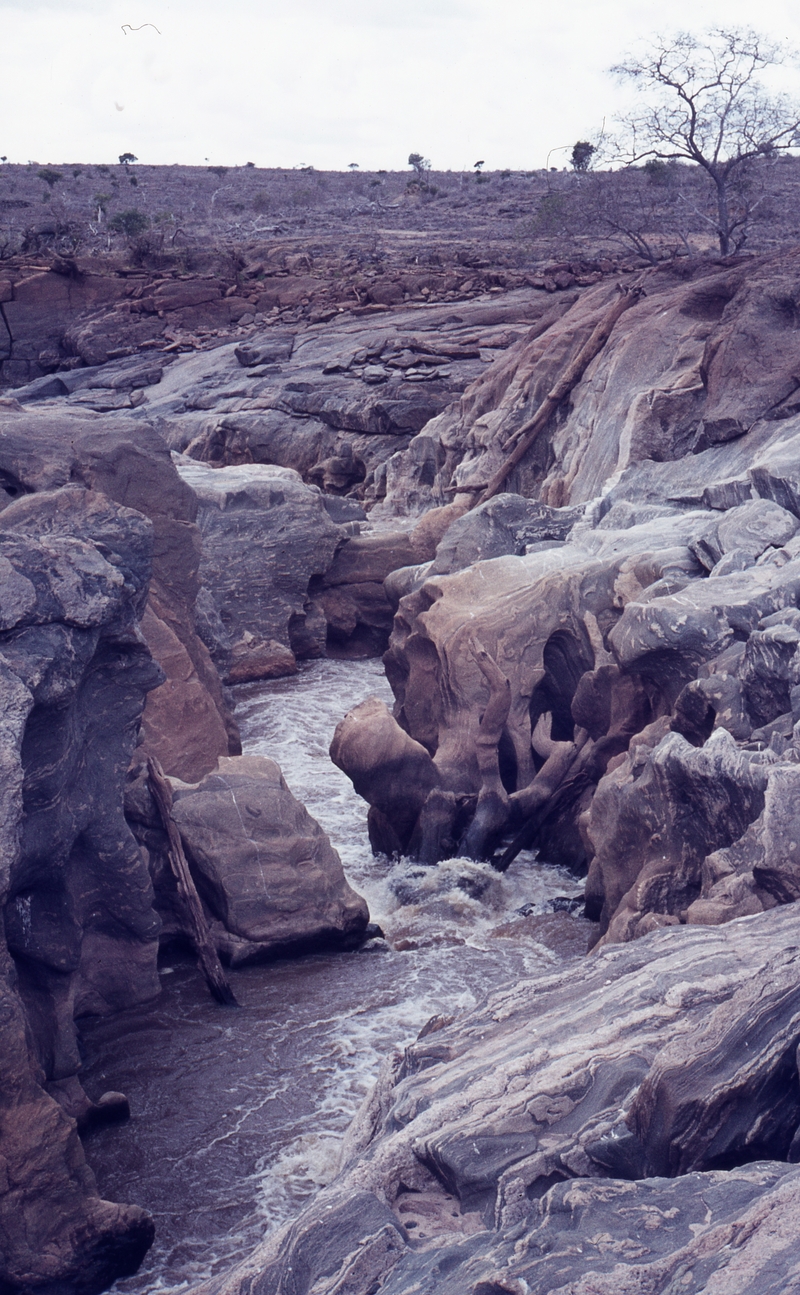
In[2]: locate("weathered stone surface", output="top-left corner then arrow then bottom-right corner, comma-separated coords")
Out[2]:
0,488 -> 161,1291
429,493 -> 580,575
194,906 -> 800,1295
586,729 -> 769,947
628,946 -> 800,1175
341,515 -> 710,868
378,251 -> 800,515
174,458 -> 343,678
331,697 -> 440,855
577,566 -> 800,938
121,293 -> 554,506
1,267 -> 128,384
0,407 -> 237,779
164,755 -> 368,964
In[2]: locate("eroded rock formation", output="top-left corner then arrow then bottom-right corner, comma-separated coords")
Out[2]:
329,251 -> 800,947
6,228 -> 800,1295
0,406 -> 238,780
193,906 -> 800,1295
0,486 -> 160,1292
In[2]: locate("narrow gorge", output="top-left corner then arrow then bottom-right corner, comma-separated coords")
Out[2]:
3,205 -> 800,1295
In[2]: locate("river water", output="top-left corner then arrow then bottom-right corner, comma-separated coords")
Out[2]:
80,659 -> 588,1294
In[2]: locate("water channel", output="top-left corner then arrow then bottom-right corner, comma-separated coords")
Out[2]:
80,658 -> 588,1293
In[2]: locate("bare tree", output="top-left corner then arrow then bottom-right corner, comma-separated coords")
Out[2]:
612,28 -> 800,253
576,167 -> 692,263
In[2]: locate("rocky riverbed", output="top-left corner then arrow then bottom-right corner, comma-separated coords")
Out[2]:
3,217 -> 800,1295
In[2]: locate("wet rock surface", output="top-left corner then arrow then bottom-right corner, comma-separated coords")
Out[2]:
0,487 -> 160,1292
194,907 -> 800,1295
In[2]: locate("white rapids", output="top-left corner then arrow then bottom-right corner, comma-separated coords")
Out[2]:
80,658 -> 588,1294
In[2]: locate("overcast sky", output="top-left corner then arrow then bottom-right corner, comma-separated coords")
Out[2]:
2,0 -> 799,171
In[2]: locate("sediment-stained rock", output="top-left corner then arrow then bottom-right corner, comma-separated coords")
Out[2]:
332,483 -> 800,949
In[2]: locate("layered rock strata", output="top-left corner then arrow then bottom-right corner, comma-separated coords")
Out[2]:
378,250 -> 800,514
193,906 -> 800,1295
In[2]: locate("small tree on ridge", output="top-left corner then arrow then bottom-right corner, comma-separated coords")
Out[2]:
571,141 -> 595,171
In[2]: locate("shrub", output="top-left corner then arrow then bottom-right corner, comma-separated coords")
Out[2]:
37,168 -> 63,188
571,142 -> 595,171
108,209 -> 150,237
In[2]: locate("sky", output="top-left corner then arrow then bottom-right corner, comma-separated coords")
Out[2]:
1,0 -> 799,171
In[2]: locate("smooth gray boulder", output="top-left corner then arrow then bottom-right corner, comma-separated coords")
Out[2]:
174,459 -> 343,681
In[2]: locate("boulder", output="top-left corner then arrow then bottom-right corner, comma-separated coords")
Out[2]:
580,562 -> 800,940
173,459 -> 343,679
352,516 -> 708,866
312,530 -> 431,655
165,755 -> 369,964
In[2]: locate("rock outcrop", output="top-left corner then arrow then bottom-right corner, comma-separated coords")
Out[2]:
0,407 -> 238,780
327,252 -> 800,945
192,905 -> 800,1295
0,486 -> 160,1292
335,493 -> 800,944
378,251 -> 800,514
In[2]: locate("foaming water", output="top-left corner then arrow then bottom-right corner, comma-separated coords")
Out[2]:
80,659 -> 587,1293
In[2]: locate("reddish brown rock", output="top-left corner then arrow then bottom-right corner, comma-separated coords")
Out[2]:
0,408 -> 237,780
166,755 -> 369,964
